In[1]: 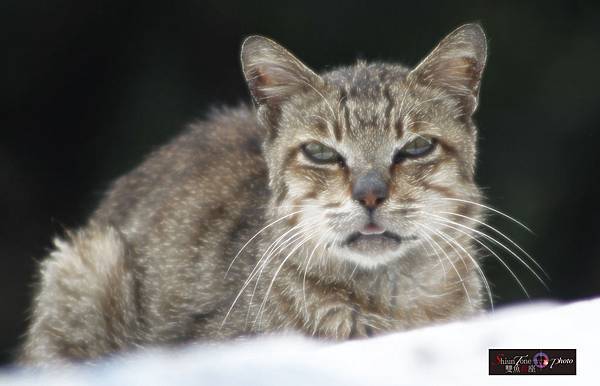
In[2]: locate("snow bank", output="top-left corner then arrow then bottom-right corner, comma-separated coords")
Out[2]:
2,297 -> 598,385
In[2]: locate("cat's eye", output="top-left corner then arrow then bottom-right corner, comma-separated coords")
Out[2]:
301,142 -> 340,164
394,136 -> 436,162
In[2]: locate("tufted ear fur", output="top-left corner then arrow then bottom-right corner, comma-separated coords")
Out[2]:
408,23 -> 487,116
241,36 -> 323,126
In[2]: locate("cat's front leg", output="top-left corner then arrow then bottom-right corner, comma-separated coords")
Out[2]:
293,280 -> 373,339
309,302 -> 357,340
308,300 -> 401,339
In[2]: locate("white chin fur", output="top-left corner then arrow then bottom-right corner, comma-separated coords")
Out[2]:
330,244 -> 414,269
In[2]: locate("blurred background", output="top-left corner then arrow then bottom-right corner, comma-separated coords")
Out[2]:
2,0 -> 599,364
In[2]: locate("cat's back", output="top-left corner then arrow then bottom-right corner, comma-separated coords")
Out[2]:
88,104 -> 270,340
93,104 -> 268,234
19,106 -> 270,361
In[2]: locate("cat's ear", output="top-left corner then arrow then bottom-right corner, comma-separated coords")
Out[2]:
408,23 -> 487,116
241,36 -> 323,112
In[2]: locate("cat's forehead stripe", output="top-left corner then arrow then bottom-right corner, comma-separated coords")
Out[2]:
382,83 -> 396,137
336,88 -> 349,142
328,67 -> 410,141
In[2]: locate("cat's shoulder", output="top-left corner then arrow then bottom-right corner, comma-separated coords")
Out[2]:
183,104 -> 263,155
137,103 -> 264,173
93,104 -> 266,224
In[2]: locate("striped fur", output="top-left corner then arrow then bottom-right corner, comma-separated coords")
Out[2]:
21,24 -> 489,364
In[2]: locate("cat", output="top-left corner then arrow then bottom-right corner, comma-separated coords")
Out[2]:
21,23 -> 489,365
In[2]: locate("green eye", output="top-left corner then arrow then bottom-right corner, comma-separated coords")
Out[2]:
301,142 -> 340,164
395,137 -> 435,162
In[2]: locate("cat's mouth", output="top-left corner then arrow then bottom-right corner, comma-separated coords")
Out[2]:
343,227 -> 417,253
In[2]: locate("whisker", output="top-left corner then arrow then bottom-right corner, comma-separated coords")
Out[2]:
415,223 -> 473,306
254,228 -> 320,327
243,228 -> 307,326
225,209 -> 306,277
245,226 -> 313,324
347,260 -> 360,282
433,227 -> 494,310
414,228 -> 447,277
423,212 -> 548,290
402,93 -> 447,121
430,219 -> 530,299
302,234 -> 340,321
440,210 -> 548,279
221,216 -> 321,328
398,74 -> 417,117
436,197 -> 534,234
246,219 -> 322,305
309,114 -> 338,140
298,78 -> 337,120
302,234 -> 327,316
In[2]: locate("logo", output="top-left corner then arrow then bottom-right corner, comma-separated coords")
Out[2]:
489,349 -> 576,375
533,351 -> 549,369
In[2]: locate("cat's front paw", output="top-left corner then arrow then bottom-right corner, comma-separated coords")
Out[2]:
311,304 -> 356,340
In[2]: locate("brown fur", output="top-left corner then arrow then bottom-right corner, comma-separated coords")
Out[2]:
21,24 -> 489,365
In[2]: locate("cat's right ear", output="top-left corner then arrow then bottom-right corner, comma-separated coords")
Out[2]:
408,24 -> 487,116
240,36 -> 323,116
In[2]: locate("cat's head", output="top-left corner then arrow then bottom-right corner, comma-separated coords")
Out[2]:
241,24 -> 487,268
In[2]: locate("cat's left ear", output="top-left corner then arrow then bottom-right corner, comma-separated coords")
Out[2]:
408,23 -> 487,116
240,36 -> 323,117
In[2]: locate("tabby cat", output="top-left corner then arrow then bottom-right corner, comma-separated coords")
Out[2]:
21,23 -> 489,364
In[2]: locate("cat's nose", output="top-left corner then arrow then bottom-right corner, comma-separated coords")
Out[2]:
352,170 -> 389,210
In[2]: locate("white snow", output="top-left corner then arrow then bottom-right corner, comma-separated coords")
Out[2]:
2,297 -> 599,385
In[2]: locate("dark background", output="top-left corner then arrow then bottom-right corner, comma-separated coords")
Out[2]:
2,0 -> 599,364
